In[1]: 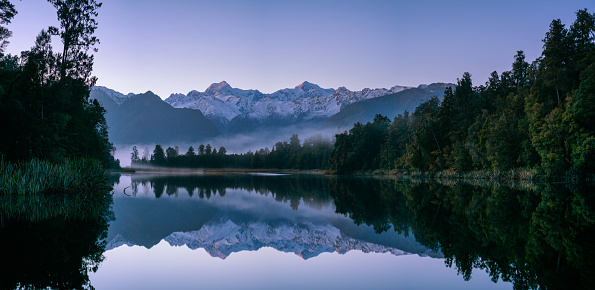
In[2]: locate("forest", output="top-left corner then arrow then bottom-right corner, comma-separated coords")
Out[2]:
1,0 -> 117,199
136,9 -> 595,180
333,9 -> 595,179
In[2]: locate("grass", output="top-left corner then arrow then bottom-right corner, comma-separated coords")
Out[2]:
403,167 -> 543,181
0,158 -> 113,223
0,158 -> 111,196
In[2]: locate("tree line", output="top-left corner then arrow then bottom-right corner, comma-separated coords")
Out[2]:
0,0 -> 118,168
132,133 -> 332,170
330,9 -> 595,178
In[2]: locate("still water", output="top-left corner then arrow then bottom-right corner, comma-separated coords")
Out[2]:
2,173 -> 593,289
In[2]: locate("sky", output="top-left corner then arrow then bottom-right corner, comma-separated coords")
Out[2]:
4,0 -> 595,99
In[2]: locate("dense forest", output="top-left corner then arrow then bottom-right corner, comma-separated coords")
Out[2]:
0,0 -> 117,169
137,9 -> 595,180
329,9 -> 595,178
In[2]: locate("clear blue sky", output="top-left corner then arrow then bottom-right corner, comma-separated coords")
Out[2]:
4,0 -> 594,98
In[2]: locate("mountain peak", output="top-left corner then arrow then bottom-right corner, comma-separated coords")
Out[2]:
296,81 -> 321,91
205,81 -> 232,95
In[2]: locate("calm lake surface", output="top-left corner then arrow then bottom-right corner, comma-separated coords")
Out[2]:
3,173 -> 593,289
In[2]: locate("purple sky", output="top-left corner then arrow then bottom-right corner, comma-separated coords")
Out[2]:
4,0 -> 594,99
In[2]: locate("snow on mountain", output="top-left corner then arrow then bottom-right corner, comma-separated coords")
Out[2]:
105,218 -> 415,259
166,81 -> 266,124
91,86 -> 135,105
164,81 -> 413,127
163,218 -> 409,260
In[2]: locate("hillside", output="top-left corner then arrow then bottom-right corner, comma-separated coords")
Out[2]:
91,88 -> 220,145
322,83 -> 453,130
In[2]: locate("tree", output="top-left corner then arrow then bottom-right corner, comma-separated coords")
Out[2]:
218,146 -> 227,155
0,0 -> 117,168
568,9 -> 595,88
151,145 -> 166,166
130,146 -> 140,164
47,0 -> 102,84
205,144 -> 212,155
0,0 -> 17,52
198,144 -> 205,155
166,146 -> 177,160
512,51 -> 530,90
185,146 -> 195,157
289,134 -> 300,152
541,19 -> 570,104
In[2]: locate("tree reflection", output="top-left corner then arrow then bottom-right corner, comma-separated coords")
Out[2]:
0,192 -> 112,290
326,178 -> 595,289
116,173 -> 594,289
131,174 -> 333,210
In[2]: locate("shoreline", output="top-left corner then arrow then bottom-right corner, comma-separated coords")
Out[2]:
111,167 -> 328,175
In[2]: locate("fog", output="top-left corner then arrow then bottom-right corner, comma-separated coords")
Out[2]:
113,125 -> 342,167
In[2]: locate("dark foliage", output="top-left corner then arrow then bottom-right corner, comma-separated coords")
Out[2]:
0,0 -> 117,168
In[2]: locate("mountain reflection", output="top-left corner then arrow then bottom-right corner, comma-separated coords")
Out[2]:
110,173 -> 594,289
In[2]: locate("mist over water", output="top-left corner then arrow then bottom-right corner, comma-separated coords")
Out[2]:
113,125 -> 340,167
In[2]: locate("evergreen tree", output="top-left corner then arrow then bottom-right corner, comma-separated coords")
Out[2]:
130,146 -> 140,164
541,18 -> 571,105
185,146 -> 195,157
151,145 -> 166,166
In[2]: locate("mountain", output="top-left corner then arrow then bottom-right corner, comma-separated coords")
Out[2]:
92,81 -> 452,145
165,81 -> 266,131
165,81 -> 412,133
91,87 -> 220,145
164,219 -> 411,259
322,83 -> 454,130
106,216 -> 436,260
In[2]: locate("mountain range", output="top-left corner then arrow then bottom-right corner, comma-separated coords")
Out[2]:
91,81 -> 453,145
165,81 -> 414,133
106,216 -> 437,260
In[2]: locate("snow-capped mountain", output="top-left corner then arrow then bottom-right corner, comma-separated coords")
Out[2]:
166,81 -> 266,124
92,81 -> 452,141
91,86 -> 135,105
107,218 -> 422,260
164,81 -> 412,131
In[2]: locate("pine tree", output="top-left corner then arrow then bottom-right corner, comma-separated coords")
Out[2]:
131,146 -> 140,164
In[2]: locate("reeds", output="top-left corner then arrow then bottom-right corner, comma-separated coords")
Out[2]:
0,158 -> 113,223
0,158 -> 111,196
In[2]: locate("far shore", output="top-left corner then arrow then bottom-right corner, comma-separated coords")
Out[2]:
111,167 -> 328,175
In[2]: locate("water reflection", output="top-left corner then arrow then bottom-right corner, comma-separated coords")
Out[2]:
107,174 -> 594,289
6,173 -> 591,289
106,174 -> 433,259
0,192 -> 113,290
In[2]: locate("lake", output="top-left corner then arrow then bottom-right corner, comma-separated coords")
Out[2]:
2,173 -> 593,289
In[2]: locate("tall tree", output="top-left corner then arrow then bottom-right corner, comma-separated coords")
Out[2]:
151,145 -> 166,166
0,0 -> 17,52
130,146 -> 140,164
47,0 -> 102,84
541,19 -> 570,104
